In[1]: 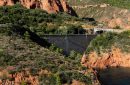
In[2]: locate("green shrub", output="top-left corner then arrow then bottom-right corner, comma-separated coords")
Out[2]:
58,71 -> 92,84
21,80 -> 27,85
55,73 -> 62,85
0,4 -> 86,36
0,4 -> 94,85
86,31 -> 130,54
113,26 -> 122,29
0,52 -> 15,66
49,44 -> 63,54
39,74 -> 56,85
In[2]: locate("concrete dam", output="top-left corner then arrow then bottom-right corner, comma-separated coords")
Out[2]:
42,34 -> 96,55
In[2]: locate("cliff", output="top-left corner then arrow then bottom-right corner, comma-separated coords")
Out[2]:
0,0 -> 77,16
81,48 -> 130,69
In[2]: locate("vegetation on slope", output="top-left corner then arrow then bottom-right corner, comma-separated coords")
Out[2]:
68,0 -> 130,29
92,0 -> 130,9
68,0 -> 130,18
86,31 -> 130,54
68,0 -> 130,9
0,4 -> 90,36
0,33 -> 94,84
0,4 -> 96,85
83,31 -> 130,69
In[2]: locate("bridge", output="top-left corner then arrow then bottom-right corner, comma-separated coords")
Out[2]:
42,34 -> 96,55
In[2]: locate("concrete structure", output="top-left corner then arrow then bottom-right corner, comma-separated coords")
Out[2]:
42,34 -> 96,55
93,28 -> 124,34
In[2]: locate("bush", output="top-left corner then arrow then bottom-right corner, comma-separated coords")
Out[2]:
58,71 -> 92,84
0,4 -> 86,36
49,44 -> 63,54
86,31 -> 130,54
90,0 -> 130,9
55,73 -> 62,85
0,51 -> 15,66
0,4 -> 94,85
39,74 -> 56,85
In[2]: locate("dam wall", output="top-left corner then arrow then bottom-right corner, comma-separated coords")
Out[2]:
42,34 -> 96,55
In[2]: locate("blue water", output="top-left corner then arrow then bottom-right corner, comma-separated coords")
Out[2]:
98,67 -> 130,85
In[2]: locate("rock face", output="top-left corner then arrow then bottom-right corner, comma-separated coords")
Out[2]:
0,0 -> 14,6
82,48 -> 130,69
0,0 -> 77,16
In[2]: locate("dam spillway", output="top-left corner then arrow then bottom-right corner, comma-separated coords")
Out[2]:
42,34 -> 96,55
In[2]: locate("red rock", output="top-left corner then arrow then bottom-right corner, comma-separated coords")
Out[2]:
82,48 -> 130,69
0,0 -> 77,16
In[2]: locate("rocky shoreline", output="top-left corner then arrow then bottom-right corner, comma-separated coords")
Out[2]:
81,48 -> 130,69
81,48 -> 130,85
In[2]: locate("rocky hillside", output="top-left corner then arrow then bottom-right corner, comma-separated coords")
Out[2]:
0,0 -> 77,16
82,48 -> 130,69
0,5 -> 100,85
68,0 -> 130,29
81,31 -> 130,69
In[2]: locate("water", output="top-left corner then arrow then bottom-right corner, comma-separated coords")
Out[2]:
98,67 -> 130,85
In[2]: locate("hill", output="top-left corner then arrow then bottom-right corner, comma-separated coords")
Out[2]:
0,5 -> 99,85
0,4 -> 88,35
68,0 -> 130,29
82,31 -> 130,69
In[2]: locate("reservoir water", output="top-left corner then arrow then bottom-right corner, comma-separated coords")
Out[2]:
98,67 -> 130,85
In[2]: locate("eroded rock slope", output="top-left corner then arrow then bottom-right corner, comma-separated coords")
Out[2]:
0,0 -> 77,16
